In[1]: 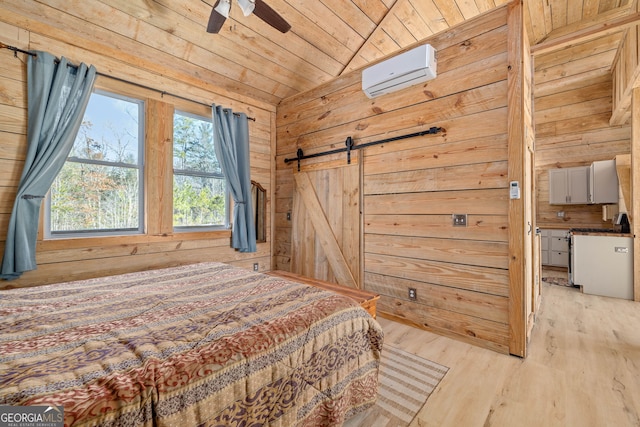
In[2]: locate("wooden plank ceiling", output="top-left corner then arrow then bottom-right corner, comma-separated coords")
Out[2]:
1,0 -> 634,105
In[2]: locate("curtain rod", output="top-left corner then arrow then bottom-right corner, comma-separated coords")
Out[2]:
104,73 -> 256,122
0,42 -> 32,57
1,42 -> 256,122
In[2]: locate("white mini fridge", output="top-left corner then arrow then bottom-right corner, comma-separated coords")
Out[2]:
571,234 -> 633,300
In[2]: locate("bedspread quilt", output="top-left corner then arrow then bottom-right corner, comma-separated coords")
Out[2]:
0,262 -> 384,426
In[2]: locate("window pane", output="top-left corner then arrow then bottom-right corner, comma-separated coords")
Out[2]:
173,111 -> 227,229
50,162 -> 139,232
71,92 -> 140,164
173,113 -> 220,174
173,175 -> 226,227
48,90 -> 143,236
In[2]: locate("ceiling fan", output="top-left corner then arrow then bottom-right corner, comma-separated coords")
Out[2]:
207,0 -> 291,34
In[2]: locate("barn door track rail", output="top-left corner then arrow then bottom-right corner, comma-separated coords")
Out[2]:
284,126 -> 443,171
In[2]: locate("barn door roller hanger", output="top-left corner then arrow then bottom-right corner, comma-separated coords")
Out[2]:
284,126 -> 443,171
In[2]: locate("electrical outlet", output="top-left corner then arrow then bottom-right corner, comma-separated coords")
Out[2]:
253,263 -> 259,271
452,214 -> 467,227
408,288 -> 417,300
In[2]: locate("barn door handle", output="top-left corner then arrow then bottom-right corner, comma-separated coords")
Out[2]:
528,221 -> 532,235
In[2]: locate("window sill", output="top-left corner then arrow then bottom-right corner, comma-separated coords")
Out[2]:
40,229 -> 232,250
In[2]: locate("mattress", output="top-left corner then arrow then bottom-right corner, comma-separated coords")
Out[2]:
0,262 -> 383,426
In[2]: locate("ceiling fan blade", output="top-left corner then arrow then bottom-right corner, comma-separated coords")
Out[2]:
253,0 -> 291,33
207,0 -> 227,33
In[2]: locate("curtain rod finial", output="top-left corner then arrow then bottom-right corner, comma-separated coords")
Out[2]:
1,42 -> 36,58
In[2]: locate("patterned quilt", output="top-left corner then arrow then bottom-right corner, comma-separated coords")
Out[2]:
0,262 -> 384,426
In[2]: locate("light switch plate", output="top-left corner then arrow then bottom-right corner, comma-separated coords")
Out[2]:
452,214 -> 467,227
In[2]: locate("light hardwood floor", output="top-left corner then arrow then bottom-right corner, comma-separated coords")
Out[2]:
374,280 -> 640,427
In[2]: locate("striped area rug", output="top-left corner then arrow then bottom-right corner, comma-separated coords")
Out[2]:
346,344 -> 449,427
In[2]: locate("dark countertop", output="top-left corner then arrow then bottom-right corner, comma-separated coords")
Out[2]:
570,229 -> 632,237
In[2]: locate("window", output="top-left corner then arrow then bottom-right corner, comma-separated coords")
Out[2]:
47,91 -> 144,237
173,111 -> 228,230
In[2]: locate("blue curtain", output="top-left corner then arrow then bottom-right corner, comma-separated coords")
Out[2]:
0,52 -> 96,280
212,104 -> 256,253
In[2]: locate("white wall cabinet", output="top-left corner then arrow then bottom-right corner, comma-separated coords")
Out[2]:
589,160 -> 619,204
541,229 -> 569,267
549,166 -> 589,205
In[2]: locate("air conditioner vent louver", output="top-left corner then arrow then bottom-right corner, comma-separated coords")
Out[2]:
362,44 -> 437,99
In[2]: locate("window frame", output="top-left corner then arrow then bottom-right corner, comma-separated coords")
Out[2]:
44,89 -> 145,239
172,109 -> 230,232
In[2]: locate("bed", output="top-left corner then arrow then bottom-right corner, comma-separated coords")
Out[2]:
0,262 -> 384,426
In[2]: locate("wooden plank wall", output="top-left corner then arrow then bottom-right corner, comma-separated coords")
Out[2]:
276,5 -> 525,354
535,32 -> 632,229
611,0 -> 640,126
0,21 -> 276,289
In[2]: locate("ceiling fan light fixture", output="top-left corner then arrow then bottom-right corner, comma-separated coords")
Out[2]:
237,0 -> 255,16
214,0 -> 231,18
206,0 -> 290,34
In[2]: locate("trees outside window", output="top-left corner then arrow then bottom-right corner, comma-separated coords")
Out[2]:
48,91 -> 144,236
173,111 -> 228,230
47,95 -> 228,238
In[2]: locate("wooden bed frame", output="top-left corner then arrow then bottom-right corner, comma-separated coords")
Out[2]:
267,270 -> 380,319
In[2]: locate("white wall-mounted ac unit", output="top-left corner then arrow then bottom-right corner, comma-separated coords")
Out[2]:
362,44 -> 437,99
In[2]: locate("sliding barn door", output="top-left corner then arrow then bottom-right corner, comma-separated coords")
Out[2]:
291,157 -> 361,289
